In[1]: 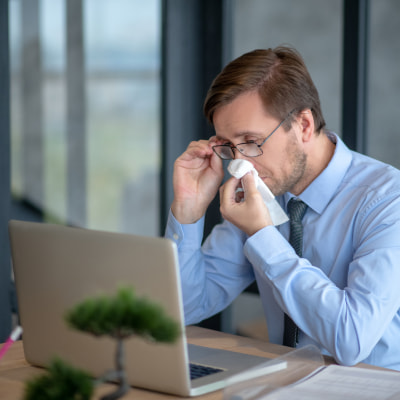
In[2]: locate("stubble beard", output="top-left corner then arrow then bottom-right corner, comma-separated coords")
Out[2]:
269,139 -> 308,197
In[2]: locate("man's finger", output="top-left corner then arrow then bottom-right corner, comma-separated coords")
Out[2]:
220,176 -> 240,204
241,172 -> 259,195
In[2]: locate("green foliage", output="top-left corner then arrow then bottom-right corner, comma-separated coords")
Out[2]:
65,287 -> 180,342
24,358 -> 93,400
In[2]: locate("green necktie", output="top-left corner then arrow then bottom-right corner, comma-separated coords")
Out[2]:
283,198 -> 308,347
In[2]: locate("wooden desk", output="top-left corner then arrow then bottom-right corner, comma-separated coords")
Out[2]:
0,326 -> 378,400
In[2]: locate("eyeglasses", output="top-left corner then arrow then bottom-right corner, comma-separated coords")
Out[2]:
212,111 -> 294,160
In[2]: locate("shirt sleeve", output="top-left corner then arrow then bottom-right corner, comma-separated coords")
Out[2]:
165,210 -> 255,325
244,193 -> 400,366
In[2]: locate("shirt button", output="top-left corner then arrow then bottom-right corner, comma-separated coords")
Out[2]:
173,233 -> 179,241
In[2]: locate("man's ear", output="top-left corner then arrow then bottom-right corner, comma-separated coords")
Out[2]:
297,109 -> 314,142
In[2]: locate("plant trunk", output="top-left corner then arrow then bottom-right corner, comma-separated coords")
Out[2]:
101,338 -> 129,400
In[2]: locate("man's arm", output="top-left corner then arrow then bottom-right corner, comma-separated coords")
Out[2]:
245,192 -> 400,367
165,210 -> 255,325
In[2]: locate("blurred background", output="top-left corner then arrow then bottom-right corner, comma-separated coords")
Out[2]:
1,0 -> 399,341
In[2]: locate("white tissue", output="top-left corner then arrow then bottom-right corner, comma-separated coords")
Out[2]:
227,159 -> 289,226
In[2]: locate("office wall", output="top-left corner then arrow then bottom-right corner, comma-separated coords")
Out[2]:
368,0 -> 400,167
232,0 -> 342,135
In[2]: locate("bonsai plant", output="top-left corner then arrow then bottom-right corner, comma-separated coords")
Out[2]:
24,286 -> 180,400
65,286 -> 180,399
24,358 -> 94,400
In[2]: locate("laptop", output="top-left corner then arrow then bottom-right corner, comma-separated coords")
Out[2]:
9,219 -> 284,396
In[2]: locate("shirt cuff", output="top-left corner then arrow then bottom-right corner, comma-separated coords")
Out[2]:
244,225 -> 296,278
165,209 -> 205,248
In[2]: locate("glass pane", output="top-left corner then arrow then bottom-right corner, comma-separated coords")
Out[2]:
368,0 -> 400,167
232,0 -> 343,134
9,0 -> 161,235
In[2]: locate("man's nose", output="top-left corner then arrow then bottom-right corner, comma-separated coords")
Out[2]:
233,148 -> 248,160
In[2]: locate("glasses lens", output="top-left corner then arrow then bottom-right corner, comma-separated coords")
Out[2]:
236,143 -> 262,157
213,145 -> 234,160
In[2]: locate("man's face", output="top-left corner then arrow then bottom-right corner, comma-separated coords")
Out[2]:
213,91 -> 307,196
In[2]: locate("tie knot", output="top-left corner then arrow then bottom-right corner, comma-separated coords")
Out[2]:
287,198 -> 307,223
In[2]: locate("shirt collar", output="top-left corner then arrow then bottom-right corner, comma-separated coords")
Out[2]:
284,132 -> 353,215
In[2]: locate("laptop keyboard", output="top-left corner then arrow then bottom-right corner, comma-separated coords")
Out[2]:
189,363 -> 224,380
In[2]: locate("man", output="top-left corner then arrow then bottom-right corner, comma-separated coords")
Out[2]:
164,46 -> 400,370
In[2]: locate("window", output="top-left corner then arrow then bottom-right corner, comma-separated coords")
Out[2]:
9,0 -> 161,235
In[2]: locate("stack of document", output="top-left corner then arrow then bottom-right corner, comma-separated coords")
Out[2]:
264,364 -> 400,400
224,345 -> 400,400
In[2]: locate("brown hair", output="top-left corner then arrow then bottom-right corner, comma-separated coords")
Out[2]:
203,46 -> 326,133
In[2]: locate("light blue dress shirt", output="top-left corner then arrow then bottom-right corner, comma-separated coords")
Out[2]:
165,133 -> 400,370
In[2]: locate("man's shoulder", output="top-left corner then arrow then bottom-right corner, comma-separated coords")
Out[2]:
344,150 -> 400,199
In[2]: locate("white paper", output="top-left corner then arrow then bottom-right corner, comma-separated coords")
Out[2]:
263,365 -> 400,400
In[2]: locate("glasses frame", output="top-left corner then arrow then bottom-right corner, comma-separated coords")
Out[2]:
212,110 -> 295,160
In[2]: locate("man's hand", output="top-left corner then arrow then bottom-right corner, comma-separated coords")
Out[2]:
219,172 -> 273,236
171,138 -> 224,224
